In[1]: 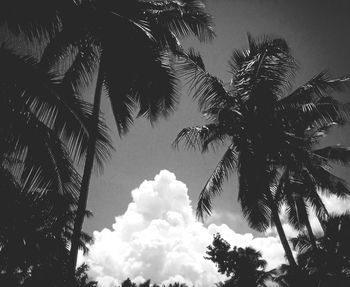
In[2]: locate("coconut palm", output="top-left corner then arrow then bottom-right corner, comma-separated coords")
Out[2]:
0,44 -> 112,286
273,90 -> 350,250
271,264 -> 312,287
0,44 -> 111,285
0,44 -> 112,203
1,0 -> 214,274
36,0 -> 215,273
283,213 -> 350,287
206,234 -> 271,287
0,165 -> 92,286
0,0 -> 213,280
275,140 -> 350,250
0,0 -> 79,41
173,35 -> 350,268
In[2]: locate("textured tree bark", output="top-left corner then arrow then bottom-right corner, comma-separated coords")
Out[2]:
267,191 -> 298,269
300,201 -> 318,251
69,58 -> 104,278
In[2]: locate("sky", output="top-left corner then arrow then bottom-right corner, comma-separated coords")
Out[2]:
81,0 -> 350,285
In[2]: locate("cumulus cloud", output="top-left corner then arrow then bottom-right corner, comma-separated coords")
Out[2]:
81,170 -> 289,287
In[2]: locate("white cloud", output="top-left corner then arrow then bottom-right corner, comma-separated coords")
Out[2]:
81,170 -> 289,287
322,194 -> 350,214
265,194 -> 350,246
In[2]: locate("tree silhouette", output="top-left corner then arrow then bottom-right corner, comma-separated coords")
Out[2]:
206,234 -> 271,287
0,165 -> 92,286
0,0 -> 214,280
173,34 -> 350,268
75,264 -> 98,287
0,0 -> 78,40
290,213 -> 350,287
45,0 -> 215,274
275,132 -> 350,251
0,42 -> 110,285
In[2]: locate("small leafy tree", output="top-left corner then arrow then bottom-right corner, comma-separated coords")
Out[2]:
206,234 -> 271,287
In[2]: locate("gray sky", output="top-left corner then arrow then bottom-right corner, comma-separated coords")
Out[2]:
85,0 -> 350,236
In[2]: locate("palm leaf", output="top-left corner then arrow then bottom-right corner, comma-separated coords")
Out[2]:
306,187 -> 329,221
237,161 -> 272,232
196,145 -> 238,220
309,165 -> 350,198
133,52 -> 179,123
61,40 -> 99,93
172,124 -> 228,152
141,0 -> 215,42
291,232 -> 312,254
282,71 -> 350,105
0,46 -> 89,143
0,0 -> 77,40
313,145 -> 350,166
176,48 -> 233,111
231,34 -> 297,106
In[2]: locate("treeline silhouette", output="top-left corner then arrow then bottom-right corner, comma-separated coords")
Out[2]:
1,0 -> 350,286
0,0 -> 213,285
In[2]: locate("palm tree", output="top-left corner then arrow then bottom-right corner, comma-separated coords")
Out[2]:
273,91 -> 350,250
206,233 -> 271,287
275,145 -> 350,251
284,213 -> 350,287
173,35 -> 350,268
271,263 -> 312,287
0,45 -> 95,210
0,0 -> 78,41
37,0 -> 215,273
0,45 -> 109,285
1,0 -> 214,275
0,165 -> 92,286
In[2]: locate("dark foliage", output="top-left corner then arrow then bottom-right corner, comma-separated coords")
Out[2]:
173,34 -> 350,267
206,234 -> 271,287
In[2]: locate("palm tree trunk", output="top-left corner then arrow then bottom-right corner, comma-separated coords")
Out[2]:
68,59 -> 104,277
267,191 -> 298,269
300,203 -> 318,251
316,212 -> 328,235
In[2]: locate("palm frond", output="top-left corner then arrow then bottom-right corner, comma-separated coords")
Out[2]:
101,18 -> 175,134
231,34 -> 297,106
313,145 -> 350,166
62,40 -> 99,93
176,48 -> 233,111
309,166 -> 350,198
284,189 -> 309,230
277,95 -> 350,135
0,0 -> 76,40
172,124 -> 228,152
5,105 -> 80,204
273,169 -> 289,211
277,73 -> 350,131
282,71 -> 350,105
77,112 -> 113,173
291,232 -> 312,253
238,171 -> 271,232
196,145 -> 238,220
304,184 -> 329,221
134,52 -> 179,123
39,27 -> 89,72
142,0 -> 215,42
102,58 -> 136,135
0,46 -> 92,151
